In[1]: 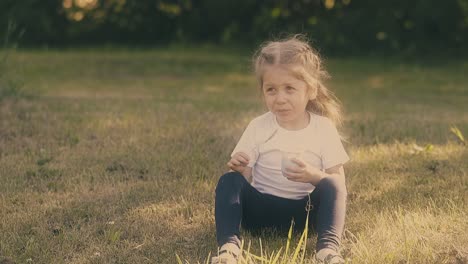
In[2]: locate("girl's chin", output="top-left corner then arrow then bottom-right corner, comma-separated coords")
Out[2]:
275,110 -> 291,116
276,114 -> 293,122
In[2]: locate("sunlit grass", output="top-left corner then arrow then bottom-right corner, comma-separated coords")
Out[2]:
0,49 -> 467,263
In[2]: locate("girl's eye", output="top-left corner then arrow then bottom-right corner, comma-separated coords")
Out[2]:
286,86 -> 295,91
265,87 -> 275,92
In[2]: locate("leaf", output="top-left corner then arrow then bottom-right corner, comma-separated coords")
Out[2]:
450,126 -> 466,145
271,247 -> 282,264
204,251 -> 211,264
410,143 -> 434,154
291,230 -> 305,263
424,144 -> 434,152
283,220 -> 294,263
175,254 -> 183,264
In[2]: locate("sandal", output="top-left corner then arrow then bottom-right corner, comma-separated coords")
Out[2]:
211,243 -> 240,264
321,253 -> 345,264
316,248 -> 345,264
211,249 -> 238,264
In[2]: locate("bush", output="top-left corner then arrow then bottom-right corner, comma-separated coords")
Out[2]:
0,20 -> 24,100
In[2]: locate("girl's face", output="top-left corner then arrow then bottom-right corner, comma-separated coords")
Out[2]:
262,65 -> 314,128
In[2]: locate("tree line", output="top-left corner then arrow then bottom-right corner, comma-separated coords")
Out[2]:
1,0 -> 468,54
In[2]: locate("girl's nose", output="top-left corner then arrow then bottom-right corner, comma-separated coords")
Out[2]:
275,91 -> 287,104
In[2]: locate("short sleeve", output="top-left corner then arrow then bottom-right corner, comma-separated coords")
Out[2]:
231,120 -> 259,167
320,119 -> 349,169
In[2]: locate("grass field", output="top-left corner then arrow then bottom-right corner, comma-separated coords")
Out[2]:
0,48 -> 467,264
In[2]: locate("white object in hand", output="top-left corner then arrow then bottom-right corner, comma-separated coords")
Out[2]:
281,151 -> 302,177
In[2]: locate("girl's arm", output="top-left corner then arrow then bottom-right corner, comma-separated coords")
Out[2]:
227,152 -> 253,183
284,160 -> 345,185
324,164 -> 345,179
242,167 -> 253,183
309,164 -> 345,185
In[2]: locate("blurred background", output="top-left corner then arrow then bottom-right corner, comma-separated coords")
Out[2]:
2,0 -> 468,55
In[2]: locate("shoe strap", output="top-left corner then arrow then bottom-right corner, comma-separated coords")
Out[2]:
324,253 -> 345,264
218,249 -> 239,258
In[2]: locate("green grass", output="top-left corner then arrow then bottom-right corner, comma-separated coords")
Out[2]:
0,48 -> 467,263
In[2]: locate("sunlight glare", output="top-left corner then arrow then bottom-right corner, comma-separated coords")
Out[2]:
62,0 -> 72,9
74,0 -> 98,9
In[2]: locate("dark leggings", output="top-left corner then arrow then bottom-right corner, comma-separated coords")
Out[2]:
215,171 -> 347,252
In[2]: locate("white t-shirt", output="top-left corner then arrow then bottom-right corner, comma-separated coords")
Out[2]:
231,111 -> 349,200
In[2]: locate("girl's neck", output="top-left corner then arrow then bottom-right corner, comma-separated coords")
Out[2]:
276,111 -> 310,131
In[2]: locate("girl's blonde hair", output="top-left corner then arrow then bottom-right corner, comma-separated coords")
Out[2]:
253,34 -> 343,126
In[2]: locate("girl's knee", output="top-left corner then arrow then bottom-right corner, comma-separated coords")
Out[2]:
319,176 -> 347,195
215,171 -> 245,193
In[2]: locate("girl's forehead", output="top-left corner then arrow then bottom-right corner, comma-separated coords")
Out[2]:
262,64 -> 304,83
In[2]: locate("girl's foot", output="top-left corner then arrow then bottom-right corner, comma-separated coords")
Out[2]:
211,243 -> 240,264
315,248 -> 345,264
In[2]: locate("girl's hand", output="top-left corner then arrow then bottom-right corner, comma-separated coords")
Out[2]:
227,152 -> 250,174
283,158 -> 325,186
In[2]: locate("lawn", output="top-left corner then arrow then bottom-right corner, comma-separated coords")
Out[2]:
0,48 -> 467,263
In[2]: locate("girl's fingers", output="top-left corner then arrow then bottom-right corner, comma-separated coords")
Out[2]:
230,158 -> 248,167
228,162 -> 241,170
238,156 -> 249,164
291,158 -> 306,168
284,166 -> 305,174
237,152 -> 250,162
285,173 -> 299,181
233,156 -> 248,165
284,171 -> 306,181
284,170 -> 295,178
238,152 -> 250,161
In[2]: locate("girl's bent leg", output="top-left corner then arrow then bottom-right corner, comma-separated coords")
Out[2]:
310,176 -> 347,252
215,171 -> 249,247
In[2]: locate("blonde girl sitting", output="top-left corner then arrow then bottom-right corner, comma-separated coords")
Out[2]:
212,35 -> 349,264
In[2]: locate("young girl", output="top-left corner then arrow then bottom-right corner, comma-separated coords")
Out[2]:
212,35 -> 349,264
